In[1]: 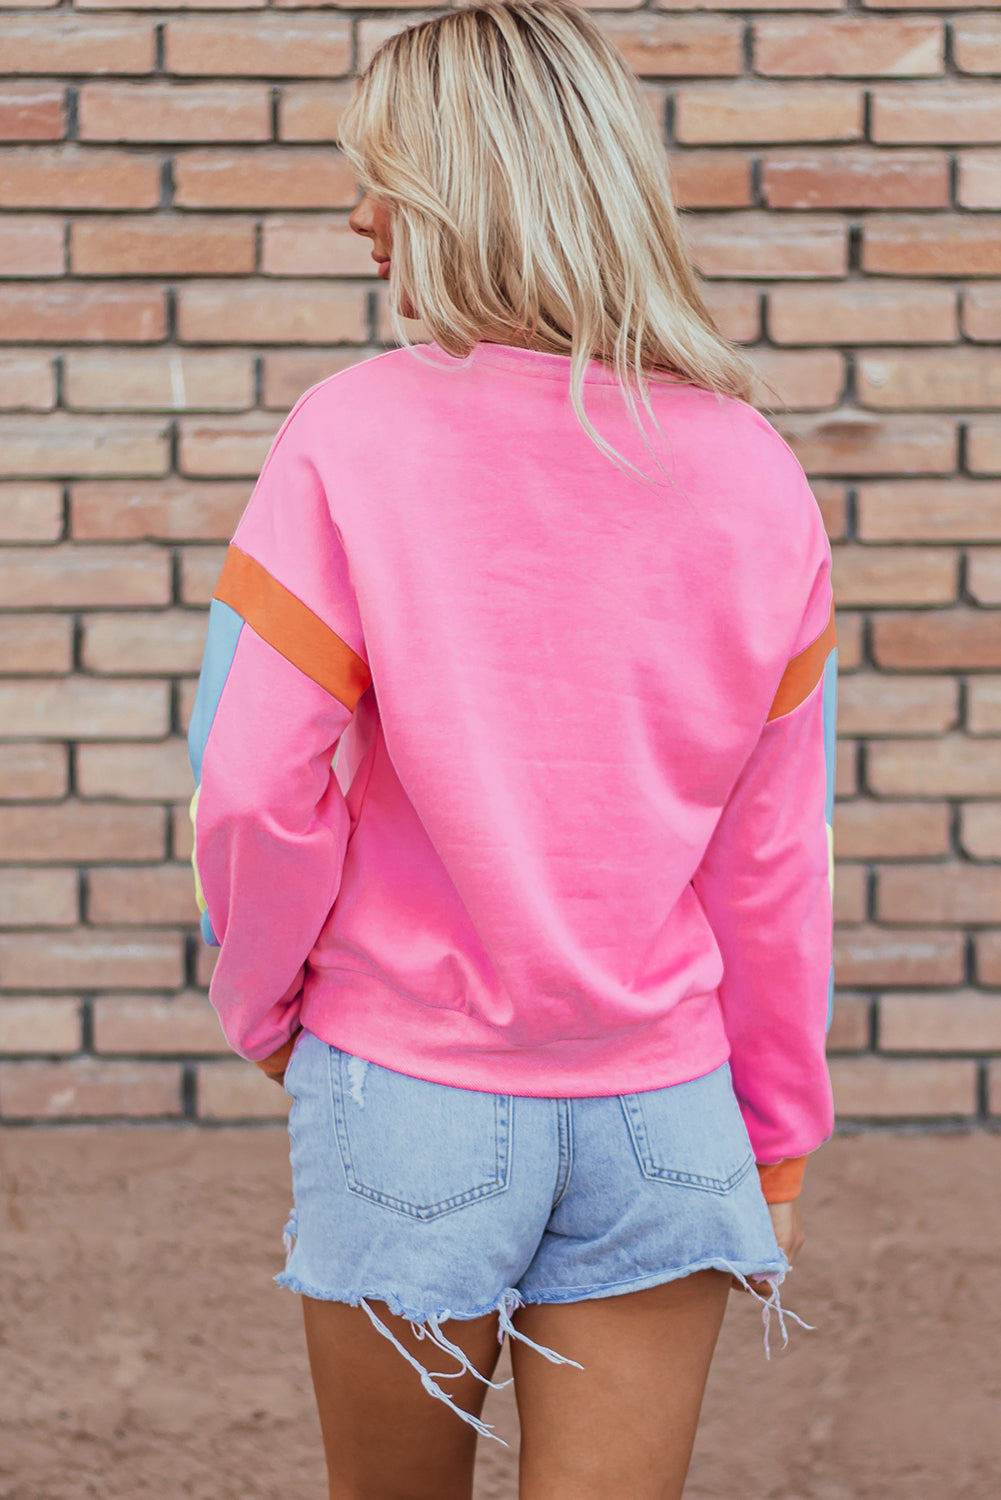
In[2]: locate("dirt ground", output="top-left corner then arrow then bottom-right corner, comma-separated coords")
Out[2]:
1,1126 -> 998,1500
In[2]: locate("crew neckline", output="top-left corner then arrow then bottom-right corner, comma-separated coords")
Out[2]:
419,339 -> 627,385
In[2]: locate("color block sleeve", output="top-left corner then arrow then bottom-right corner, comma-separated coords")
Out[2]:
186,390 -> 371,1066
692,543 -> 837,1203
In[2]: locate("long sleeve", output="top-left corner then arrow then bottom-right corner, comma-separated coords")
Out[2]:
692,547 -> 837,1204
187,390 -> 371,1065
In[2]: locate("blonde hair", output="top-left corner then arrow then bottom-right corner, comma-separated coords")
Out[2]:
337,0 -> 762,489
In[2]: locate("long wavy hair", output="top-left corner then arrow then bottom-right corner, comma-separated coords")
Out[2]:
337,0 -> 763,488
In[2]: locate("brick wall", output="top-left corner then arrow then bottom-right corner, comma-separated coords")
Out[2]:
1,0 -> 999,1128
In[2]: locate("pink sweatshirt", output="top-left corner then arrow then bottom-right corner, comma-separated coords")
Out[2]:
188,339 -> 837,1204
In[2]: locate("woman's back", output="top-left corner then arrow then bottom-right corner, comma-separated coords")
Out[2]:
193,334 -> 835,1166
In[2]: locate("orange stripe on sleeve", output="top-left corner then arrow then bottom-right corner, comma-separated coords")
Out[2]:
767,600 -> 837,722
756,1155 -> 807,1203
214,544 -> 372,712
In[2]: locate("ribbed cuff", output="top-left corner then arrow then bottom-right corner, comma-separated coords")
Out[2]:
756,1154 -> 807,1203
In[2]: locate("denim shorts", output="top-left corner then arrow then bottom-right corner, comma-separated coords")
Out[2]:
276,1028 -> 810,1440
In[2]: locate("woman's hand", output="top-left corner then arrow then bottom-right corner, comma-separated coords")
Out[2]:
730,1198 -> 805,1295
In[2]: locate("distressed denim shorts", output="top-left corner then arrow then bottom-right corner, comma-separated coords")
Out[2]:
276,1028 -> 810,1440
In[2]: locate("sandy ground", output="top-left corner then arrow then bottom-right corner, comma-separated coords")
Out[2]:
1,1126 -> 998,1500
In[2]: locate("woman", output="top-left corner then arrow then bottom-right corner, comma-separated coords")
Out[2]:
187,2 -> 837,1495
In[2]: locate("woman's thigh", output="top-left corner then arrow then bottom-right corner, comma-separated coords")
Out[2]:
302,1297 -> 504,1500
511,1270 -> 732,1500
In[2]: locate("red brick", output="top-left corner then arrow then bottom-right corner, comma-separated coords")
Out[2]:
979,932 -> 1001,986
172,797 -> 194,858
0,84 -> 64,141
667,151 -> 752,210
0,679 -> 168,740
868,735 -> 1001,797
953,17 -> 1001,74
968,420 -> 1001,477
178,280 -> 366,345
829,1057 -> 975,1117
813,482 -> 849,541
833,926 -> 964,987
72,217 -> 256,277
261,348 -> 375,409
675,84 -> 863,145
872,85 -> 1001,144
0,543 -> 169,607
833,800 -> 950,859
0,743 -> 67,801
0,351 -> 55,411
698,283 -> 761,343
960,802 -> 1001,860
174,148 -> 356,210
179,546 -> 226,606
858,348 -> 1001,411
196,943 -> 217,988
178,413 -> 283,478
0,868 -> 77,928
79,0 -> 265,8
857,481 -> 1001,543
826,994 -> 871,1052
749,350 -> 844,411
833,862 -> 866,923
0,146 -> 160,209
64,351 -> 254,413
958,152 -> 1001,210
658,0 -> 837,9
0,17 -> 156,75
0,1059 -> 182,1120
165,17 -> 351,78
0,285 -> 165,343
761,149 -> 949,210
776,413 -> 956,476
0,415 -> 169,477
93,993 -> 225,1056
767,282 -> 956,344
880,991 -> 1001,1052
836,673 -> 957,735
968,679 -> 1001,735
196,1060 -> 290,1121
82,611 -> 207,675
0,929 -> 183,991
0,999 -> 80,1056
278,81 -> 361,143
263,216 -> 387,276
79,83 -> 271,143
863,215 -> 1001,276
0,481 -> 61,542
76,739 -> 194,801
0,803 -> 164,862
967,551 -> 1001,606
0,615 -> 72,674
88,865 -> 199,926
833,610 -> 863,670
592,15 -> 744,77
877,864 -> 1001,924
754,17 -> 942,77
683,212 -> 847,278
831,546 -> 957,606
71,479 -> 247,542
0,218 -> 65,277
873,609 -> 1001,671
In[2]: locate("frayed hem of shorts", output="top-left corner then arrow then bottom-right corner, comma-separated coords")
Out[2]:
517,1255 -> 814,1359
275,1211 -> 580,1444
275,1213 -> 812,1440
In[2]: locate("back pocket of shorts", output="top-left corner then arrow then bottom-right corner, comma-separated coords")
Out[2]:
620,1062 -> 754,1195
329,1049 -> 512,1220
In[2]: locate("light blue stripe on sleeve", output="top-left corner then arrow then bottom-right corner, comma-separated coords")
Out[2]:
188,599 -> 244,785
